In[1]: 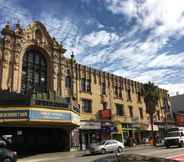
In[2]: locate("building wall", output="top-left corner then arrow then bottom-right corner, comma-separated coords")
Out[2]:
0,21 -> 169,127
171,94 -> 184,113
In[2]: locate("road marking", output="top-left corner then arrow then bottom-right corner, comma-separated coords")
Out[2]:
167,154 -> 184,161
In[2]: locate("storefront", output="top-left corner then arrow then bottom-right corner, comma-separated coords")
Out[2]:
0,102 -> 80,153
112,122 -> 123,142
121,123 -> 149,145
79,121 -> 101,150
101,121 -> 116,140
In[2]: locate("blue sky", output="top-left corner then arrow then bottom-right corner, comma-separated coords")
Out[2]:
0,0 -> 184,95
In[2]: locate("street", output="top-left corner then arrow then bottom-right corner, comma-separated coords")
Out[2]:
18,145 -> 184,162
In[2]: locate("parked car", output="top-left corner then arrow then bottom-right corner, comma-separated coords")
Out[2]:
164,127 -> 184,148
0,147 -> 17,162
88,139 -> 124,154
0,135 -> 13,147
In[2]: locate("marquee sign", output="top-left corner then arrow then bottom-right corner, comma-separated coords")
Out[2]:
0,110 -> 28,121
0,108 -> 80,125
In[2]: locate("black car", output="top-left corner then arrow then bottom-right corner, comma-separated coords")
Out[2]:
0,147 -> 17,162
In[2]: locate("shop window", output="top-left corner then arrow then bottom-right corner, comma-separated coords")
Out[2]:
65,76 -> 72,88
82,99 -> 92,113
116,104 -> 124,116
139,107 -> 144,119
21,49 -> 47,94
129,106 -> 133,118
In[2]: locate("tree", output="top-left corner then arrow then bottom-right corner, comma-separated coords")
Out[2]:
142,81 -> 160,146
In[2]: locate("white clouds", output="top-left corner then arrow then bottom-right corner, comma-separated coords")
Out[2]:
41,15 -> 84,57
82,30 -> 119,47
106,0 -> 138,17
133,69 -> 169,83
147,53 -> 184,68
99,0 -> 184,95
160,84 -> 184,96
106,0 -> 184,36
0,1 -> 32,26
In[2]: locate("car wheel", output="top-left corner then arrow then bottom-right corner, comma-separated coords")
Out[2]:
101,148 -> 106,154
3,158 -> 12,162
118,146 -> 123,153
166,145 -> 170,148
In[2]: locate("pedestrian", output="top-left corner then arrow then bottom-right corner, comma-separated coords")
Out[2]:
133,138 -> 136,147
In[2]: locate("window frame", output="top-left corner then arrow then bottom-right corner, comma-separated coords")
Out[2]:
116,104 -> 124,116
139,107 -> 144,119
81,99 -> 92,113
21,49 -> 47,94
129,106 -> 133,118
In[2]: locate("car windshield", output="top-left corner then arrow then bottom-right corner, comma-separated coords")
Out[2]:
167,131 -> 180,137
100,141 -> 106,145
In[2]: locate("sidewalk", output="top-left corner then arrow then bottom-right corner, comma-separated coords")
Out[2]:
17,145 -> 158,162
18,150 -> 84,162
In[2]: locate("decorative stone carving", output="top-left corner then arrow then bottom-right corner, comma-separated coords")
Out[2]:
53,63 -> 58,78
14,53 -> 20,70
3,51 -> 10,62
4,37 -> 12,49
35,29 -> 42,43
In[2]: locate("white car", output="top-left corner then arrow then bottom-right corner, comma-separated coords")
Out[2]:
89,139 -> 125,154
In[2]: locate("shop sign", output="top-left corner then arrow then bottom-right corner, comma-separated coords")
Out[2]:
101,126 -> 116,133
0,109 -> 80,125
99,109 -> 111,120
101,122 -> 113,127
80,121 -> 101,130
176,114 -> 184,126
29,110 -> 80,123
101,122 -> 115,133
30,110 -> 71,120
0,110 -> 28,121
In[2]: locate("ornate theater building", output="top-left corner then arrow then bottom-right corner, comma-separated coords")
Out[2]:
0,21 -> 172,153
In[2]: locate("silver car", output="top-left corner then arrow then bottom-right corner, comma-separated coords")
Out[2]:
89,139 -> 125,154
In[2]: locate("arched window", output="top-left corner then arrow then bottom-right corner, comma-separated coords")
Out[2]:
21,49 -> 47,94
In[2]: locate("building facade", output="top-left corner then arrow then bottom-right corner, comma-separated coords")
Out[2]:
0,22 -> 171,152
171,94 -> 184,127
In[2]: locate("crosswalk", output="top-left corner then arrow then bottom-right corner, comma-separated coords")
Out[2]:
167,154 -> 184,161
